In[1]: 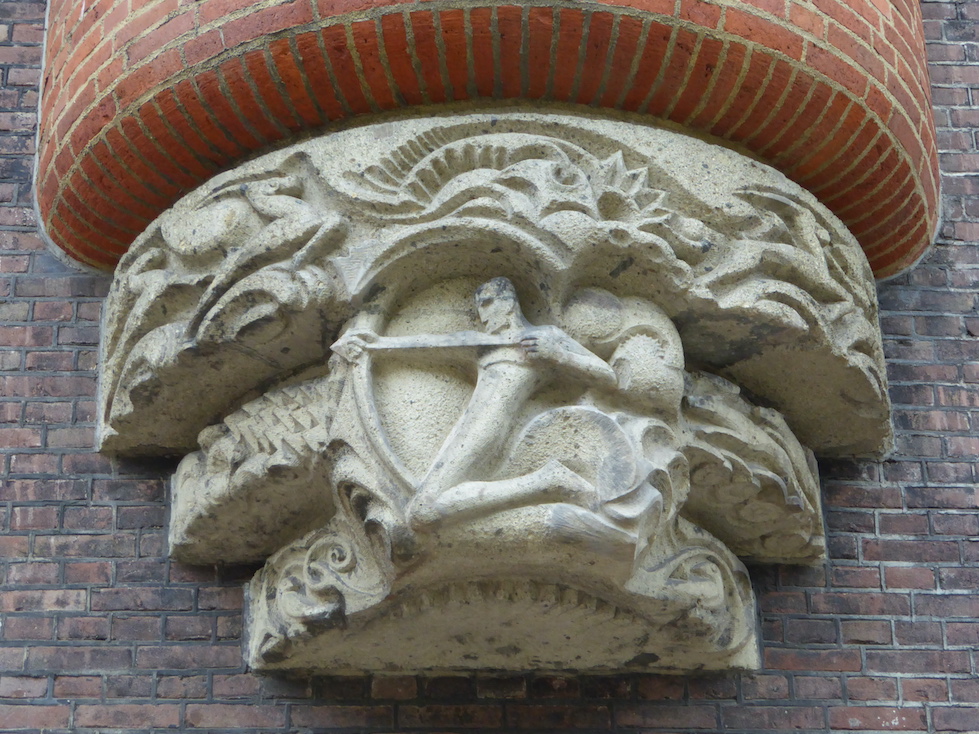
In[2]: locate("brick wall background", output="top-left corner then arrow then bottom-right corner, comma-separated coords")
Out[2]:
1,0 -> 978,731
34,0 -> 940,275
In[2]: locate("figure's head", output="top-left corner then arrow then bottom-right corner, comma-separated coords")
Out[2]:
475,277 -> 522,334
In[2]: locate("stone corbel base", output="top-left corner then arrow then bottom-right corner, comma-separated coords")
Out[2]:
98,109 -> 889,673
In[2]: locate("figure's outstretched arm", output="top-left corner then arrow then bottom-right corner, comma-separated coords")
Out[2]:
332,329 -> 511,362
520,328 -> 618,387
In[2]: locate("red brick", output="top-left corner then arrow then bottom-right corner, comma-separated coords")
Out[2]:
901,677 -> 948,702
842,620 -> 894,645
646,27 -> 700,117
863,539 -> 960,562
157,675 -> 208,699
6,561 -> 59,584
91,588 -> 193,612
866,650 -> 972,674
829,706 -> 926,730
930,707 -> 978,732
185,703 -> 286,729
127,11 -> 194,65
621,21 -> 673,111
53,675 -> 101,698
292,704 -> 393,728
439,8 -> 472,101
0,676 -> 48,698
110,616 -> 160,642
0,590 -> 87,613
2,617 -> 55,641
722,705 -> 824,730
222,0 -> 314,49
408,11 -> 449,103
135,645 -> 241,670
470,6 -> 497,98
0,704 -> 70,729
212,673 -> 261,698
350,19 -> 398,110
57,617 -> 109,641
616,703 -> 713,728
9,504 -> 57,529
765,649 -> 862,672
380,14 -> 424,105
885,567 -> 936,590
580,676 -> 631,699
76,704 -> 181,728
27,647 -> 132,673
847,677 -> 899,701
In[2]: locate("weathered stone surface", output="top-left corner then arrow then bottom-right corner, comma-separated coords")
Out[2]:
98,110 -> 890,673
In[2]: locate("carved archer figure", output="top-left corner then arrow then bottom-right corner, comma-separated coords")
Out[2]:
332,277 -> 623,530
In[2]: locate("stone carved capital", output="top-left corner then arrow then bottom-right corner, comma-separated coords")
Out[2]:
98,110 -> 890,673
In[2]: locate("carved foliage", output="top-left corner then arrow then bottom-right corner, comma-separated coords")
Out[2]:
97,113 -> 891,673
100,115 -> 890,457
238,279 -> 804,671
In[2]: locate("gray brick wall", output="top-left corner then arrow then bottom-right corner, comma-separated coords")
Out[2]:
0,1 -> 976,730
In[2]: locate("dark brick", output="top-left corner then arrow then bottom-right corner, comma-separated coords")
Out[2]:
423,675 -> 474,699
474,675 -> 524,700
134,645 -> 241,670
785,618 -> 838,644
292,704 -> 392,728
901,677 -> 948,702
742,674 -> 789,700
26,646 -> 132,673
91,587 -> 194,612
399,704 -> 502,728
828,706 -> 926,730
636,675 -> 685,700
687,675 -> 737,700
845,676 -> 898,702
185,703 -> 286,729
579,675 -> 631,699
507,703 -> 610,729
721,705 -> 824,730
841,620 -> 893,645
865,650 -> 972,674
932,707 -> 979,732
529,676 -> 580,699
312,675 -> 368,700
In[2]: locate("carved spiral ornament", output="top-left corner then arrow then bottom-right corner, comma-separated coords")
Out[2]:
99,111 -> 890,673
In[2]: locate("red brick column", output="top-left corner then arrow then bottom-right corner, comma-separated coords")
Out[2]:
39,0 -> 937,276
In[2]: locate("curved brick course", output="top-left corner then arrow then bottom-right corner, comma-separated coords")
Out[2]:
39,0 -> 938,275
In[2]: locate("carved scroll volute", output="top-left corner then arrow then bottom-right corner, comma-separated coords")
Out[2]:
98,111 -> 890,673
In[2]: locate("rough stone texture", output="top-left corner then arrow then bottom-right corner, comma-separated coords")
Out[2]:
37,0 -> 938,276
97,114 -> 892,672
100,112 -> 890,458
1,0 -> 978,729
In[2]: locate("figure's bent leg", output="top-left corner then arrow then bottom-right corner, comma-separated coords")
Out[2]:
418,363 -> 536,496
409,459 -> 596,529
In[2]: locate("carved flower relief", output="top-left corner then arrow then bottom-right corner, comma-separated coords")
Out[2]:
98,113 -> 890,672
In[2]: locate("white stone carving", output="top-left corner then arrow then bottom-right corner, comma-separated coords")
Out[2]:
97,110 -> 890,673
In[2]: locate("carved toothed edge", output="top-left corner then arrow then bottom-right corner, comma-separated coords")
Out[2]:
168,371 -> 341,564
387,579 -> 633,621
680,371 -> 825,564
250,574 -> 756,671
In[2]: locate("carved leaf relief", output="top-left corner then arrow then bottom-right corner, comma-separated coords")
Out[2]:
98,112 -> 891,673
